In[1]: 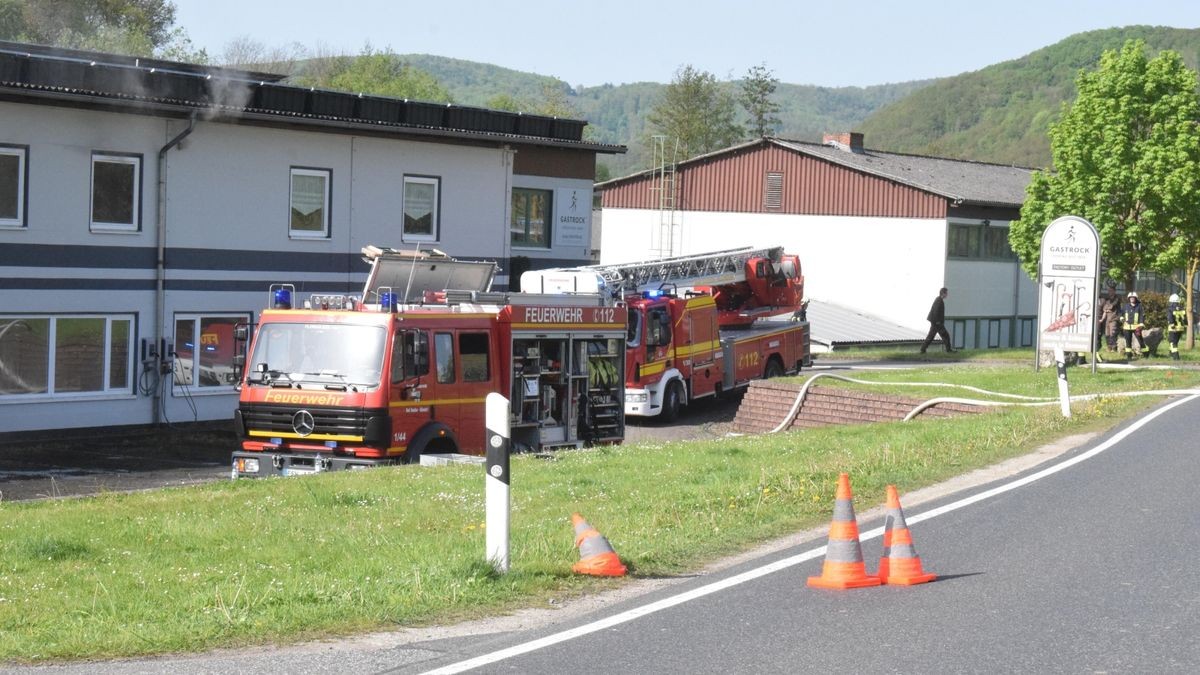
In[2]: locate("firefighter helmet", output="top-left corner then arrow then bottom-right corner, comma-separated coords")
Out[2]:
1169,293 -> 1180,304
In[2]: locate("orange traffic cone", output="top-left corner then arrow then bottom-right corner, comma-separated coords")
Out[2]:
878,485 -> 936,585
807,473 -> 881,589
571,513 -> 627,577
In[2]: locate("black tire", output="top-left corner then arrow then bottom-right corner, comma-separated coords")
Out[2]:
763,357 -> 785,379
660,380 -> 683,423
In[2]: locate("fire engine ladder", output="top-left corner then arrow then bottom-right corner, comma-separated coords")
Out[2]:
581,246 -> 784,296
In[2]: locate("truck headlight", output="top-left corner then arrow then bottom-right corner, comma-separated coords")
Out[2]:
627,392 -> 647,403
236,457 -> 260,473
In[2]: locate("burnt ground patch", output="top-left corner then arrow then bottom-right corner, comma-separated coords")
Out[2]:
0,423 -> 234,502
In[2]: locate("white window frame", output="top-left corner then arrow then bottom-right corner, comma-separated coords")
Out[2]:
172,313 -> 250,394
0,144 -> 28,228
90,153 -> 141,232
0,314 -> 134,401
402,175 -> 440,242
510,187 -> 553,249
288,167 -> 332,239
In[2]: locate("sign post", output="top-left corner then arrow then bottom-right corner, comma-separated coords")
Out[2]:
485,393 -> 510,573
1036,216 -> 1101,373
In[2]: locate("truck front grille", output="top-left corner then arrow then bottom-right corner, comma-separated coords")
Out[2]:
240,404 -> 378,438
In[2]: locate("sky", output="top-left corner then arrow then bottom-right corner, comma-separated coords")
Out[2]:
173,0 -> 1200,88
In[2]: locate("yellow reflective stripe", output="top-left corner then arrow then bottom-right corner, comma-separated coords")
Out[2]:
675,340 -> 720,357
686,296 -> 716,309
389,397 -> 488,408
249,430 -> 364,442
640,360 -> 668,375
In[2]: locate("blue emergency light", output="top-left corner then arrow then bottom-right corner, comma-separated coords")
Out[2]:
380,291 -> 397,312
272,288 -> 292,309
643,289 -> 665,299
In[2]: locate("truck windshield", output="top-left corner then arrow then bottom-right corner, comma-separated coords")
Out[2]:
247,323 -> 386,388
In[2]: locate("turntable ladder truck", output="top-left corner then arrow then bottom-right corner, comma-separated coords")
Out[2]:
522,246 -> 811,422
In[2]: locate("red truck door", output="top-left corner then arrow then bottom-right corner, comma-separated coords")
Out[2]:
455,330 -> 493,453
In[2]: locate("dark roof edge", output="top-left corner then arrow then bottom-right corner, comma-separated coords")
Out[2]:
0,83 -> 626,154
0,39 -> 285,83
0,40 -> 618,151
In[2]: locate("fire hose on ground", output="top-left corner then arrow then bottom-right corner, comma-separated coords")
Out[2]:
745,371 -> 1200,435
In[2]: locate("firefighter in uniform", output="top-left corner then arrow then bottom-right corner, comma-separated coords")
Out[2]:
1167,293 -> 1187,361
1121,292 -> 1149,360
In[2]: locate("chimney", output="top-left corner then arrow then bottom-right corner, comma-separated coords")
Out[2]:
822,132 -> 864,153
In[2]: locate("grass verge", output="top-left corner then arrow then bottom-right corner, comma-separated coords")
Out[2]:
1,365 -> 1197,662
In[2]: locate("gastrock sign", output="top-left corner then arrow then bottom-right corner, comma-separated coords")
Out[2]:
1037,215 -> 1100,354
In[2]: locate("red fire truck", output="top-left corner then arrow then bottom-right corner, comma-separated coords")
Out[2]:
231,247 -> 626,477
522,247 -> 810,421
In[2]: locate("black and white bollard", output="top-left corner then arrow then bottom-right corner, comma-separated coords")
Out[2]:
1054,347 -> 1071,418
485,392 -> 511,573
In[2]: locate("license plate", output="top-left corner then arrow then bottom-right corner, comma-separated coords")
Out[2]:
283,466 -> 317,476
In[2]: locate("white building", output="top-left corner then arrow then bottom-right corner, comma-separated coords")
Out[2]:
597,134 -> 1037,348
0,41 -> 622,434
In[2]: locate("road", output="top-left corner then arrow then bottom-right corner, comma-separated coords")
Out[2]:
399,393 -> 1200,673
13,394 -> 1199,673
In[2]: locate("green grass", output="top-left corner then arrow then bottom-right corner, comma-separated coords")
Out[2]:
801,362 -> 1199,401
816,345 -> 1200,364
2,365 -> 1198,662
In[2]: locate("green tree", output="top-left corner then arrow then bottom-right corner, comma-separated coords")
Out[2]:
0,0 -> 193,58
295,47 -> 452,103
485,83 -> 577,118
1009,40 -> 1200,344
645,65 -> 742,161
740,63 -> 781,138
485,93 -> 528,113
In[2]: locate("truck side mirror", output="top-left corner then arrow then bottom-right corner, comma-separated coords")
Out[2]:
234,324 -> 250,341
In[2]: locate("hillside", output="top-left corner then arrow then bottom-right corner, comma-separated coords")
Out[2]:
398,54 -> 933,176
858,26 -> 1200,168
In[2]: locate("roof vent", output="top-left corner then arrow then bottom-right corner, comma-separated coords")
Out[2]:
822,132 -> 864,153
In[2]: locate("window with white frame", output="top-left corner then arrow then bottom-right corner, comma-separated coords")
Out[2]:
173,314 -> 249,389
0,145 -> 28,228
289,167 -> 331,238
91,153 -> 141,231
403,175 -> 439,241
510,187 -> 551,248
0,315 -> 132,397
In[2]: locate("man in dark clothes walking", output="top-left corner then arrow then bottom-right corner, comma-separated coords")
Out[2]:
920,287 -> 954,353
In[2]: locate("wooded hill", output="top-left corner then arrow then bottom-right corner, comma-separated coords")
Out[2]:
367,26 -> 1200,176
858,26 -> 1200,169
399,54 -> 931,176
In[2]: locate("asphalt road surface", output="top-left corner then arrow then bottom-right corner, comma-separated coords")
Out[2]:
12,394 -> 1200,673
400,393 -> 1200,674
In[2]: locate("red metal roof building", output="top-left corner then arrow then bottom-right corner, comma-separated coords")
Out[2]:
596,135 -> 1038,349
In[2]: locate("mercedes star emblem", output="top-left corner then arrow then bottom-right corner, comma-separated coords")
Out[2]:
292,410 -> 316,437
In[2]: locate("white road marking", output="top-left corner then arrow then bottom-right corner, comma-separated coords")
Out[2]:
421,394 -> 1199,674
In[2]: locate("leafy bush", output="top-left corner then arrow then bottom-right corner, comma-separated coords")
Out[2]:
1136,290 -> 1168,329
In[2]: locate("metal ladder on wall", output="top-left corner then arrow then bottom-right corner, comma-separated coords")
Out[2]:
579,246 -> 784,296
649,135 -> 679,258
